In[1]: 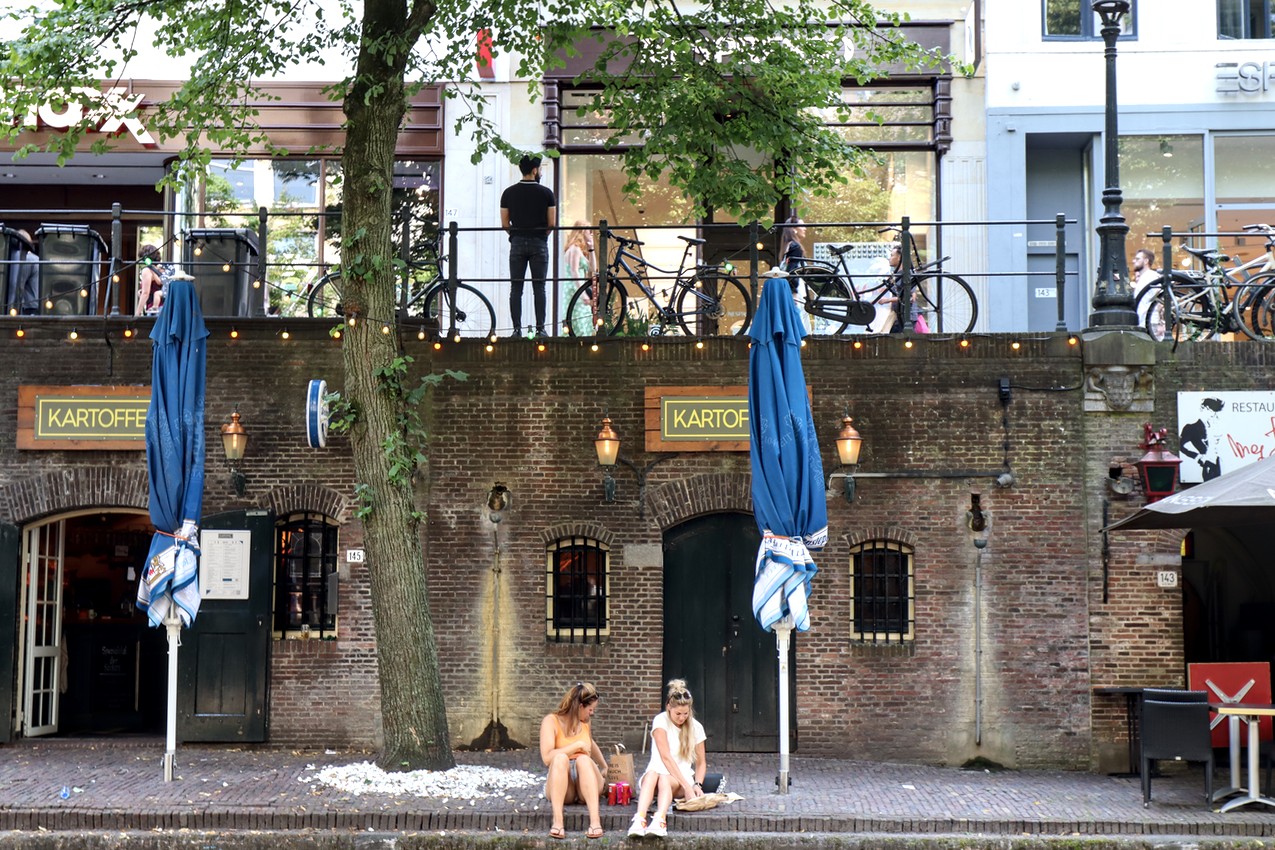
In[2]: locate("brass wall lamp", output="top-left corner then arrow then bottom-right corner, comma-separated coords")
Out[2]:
221,409 -> 249,497
593,414 -> 673,520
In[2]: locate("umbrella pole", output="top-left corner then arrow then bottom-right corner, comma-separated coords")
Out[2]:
164,610 -> 180,782
775,618 -> 793,795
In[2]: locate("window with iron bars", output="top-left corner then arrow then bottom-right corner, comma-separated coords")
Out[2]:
274,512 -> 339,638
546,537 -> 609,642
849,541 -> 915,643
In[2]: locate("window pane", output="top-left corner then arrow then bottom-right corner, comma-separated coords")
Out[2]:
546,538 -> 609,641
275,515 -> 338,636
1118,134 -> 1205,267
1216,135 -> 1275,204
1044,0 -> 1082,35
1219,0 -> 1247,37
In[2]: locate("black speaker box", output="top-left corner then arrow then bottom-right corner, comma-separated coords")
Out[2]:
182,228 -> 262,318
34,224 -> 107,316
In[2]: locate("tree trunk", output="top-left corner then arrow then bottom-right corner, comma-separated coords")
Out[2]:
340,0 -> 453,772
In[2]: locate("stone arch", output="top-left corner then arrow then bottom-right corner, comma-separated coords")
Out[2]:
0,467 -> 149,525
646,472 -> 752,531
539,521 -> 615,547
843,525 -> 919,549
259,483 -> 350,522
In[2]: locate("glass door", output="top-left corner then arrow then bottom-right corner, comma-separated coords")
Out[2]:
22,521 -> 63,736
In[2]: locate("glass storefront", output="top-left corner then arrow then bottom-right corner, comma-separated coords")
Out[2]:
197,158 -> 440,316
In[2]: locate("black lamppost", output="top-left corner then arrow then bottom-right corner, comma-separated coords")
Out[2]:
1087,0 -> 1139,329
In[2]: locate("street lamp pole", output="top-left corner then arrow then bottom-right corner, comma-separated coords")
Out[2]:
1087,0 -> 1139,329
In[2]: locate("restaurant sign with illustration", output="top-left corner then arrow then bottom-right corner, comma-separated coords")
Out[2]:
1176,391 -> 1275,483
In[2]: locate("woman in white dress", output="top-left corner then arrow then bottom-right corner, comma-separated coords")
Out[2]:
627,679 -> 707,838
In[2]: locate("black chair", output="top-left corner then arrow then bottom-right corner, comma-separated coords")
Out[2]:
1140,698 -> 1214,807
1141,688 -> 1208,703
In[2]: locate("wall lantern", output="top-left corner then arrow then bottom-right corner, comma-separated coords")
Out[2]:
221,410 -> 249,497
1136,423 -> 1180,503
593,414 -> 671,520
830,414 -> 862,503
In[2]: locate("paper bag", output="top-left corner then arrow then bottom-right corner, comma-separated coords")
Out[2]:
605,743 -> 636,792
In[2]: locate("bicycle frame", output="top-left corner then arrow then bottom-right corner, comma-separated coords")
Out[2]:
607,239 -> 721,320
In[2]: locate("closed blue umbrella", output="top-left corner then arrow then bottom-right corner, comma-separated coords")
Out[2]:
748,271 -> 827,794
134,275 -> 208,781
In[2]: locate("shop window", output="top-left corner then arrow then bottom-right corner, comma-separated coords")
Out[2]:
1043,0 -> 1135,38
546,537 -> 609,642
849,540 -> 914,644
275,513 -> 339,638
1220,0 -> 1275,38
1117,134 -> 1204,262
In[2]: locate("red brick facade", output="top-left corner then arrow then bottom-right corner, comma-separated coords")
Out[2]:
0,319 -> 1262,769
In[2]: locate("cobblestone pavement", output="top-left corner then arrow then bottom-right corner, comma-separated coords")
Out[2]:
2,740 -> 1275,845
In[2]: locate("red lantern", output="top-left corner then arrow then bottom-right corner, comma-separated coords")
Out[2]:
1136,423 -> 1181,503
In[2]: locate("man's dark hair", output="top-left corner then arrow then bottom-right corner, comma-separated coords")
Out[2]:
519,154 -> 541,176
1202,397 -> 1224,412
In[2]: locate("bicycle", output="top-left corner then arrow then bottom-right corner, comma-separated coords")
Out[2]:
1134,224 -> 1275,342
786,229 -> 977,335
564,228 -> 754,337
306,251 -> 496,339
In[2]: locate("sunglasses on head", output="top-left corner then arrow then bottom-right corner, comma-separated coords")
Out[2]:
670,689 -> 691,702
582,694 -> 600,706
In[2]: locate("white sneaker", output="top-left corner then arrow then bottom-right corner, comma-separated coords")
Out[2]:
627,818 -> 646,838
647,818 -> 667,838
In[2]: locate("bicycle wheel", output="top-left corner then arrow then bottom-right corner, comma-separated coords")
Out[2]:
1137,272 -> 1214,341
421,282 -> 496,340
306,271 -> 344,318
565,279 -> 628,337
674,271 -> 753,336
1233,274 -> 1275,340
912,273 -> 976,334
789,265 -> 851,334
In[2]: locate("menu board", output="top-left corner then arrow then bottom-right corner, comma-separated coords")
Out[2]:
201,530 -> 251,600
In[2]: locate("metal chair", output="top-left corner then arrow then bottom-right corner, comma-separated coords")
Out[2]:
1140,698 -> 1214,807
1141,687 -> 1208,703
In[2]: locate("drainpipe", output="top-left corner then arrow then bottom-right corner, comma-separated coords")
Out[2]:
974,537 -> 986,746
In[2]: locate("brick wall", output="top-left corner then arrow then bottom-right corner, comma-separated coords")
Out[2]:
1,319 -> 1246,770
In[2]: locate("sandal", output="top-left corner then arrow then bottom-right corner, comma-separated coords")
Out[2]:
587,825 -> 604,839
549,826 -> 566,840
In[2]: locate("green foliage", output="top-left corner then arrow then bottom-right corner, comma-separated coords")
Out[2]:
1,0 -> 949,227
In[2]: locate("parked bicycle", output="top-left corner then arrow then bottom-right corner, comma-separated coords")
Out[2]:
1135,223 -> 1275,342
786,229 -> 977,334
564,228 -> 753,337
306,251 -> 496,339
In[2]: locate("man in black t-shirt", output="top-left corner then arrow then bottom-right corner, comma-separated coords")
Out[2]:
500,154 -> 557,336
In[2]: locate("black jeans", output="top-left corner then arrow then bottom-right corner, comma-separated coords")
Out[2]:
509,236 -> 549,333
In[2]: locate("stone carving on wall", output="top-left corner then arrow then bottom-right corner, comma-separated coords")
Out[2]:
1084,365 -> 1154,413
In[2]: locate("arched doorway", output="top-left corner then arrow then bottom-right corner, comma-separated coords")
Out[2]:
662,512 -> 795,752
10,510 -> 164,737
1182,526 -> 1275,665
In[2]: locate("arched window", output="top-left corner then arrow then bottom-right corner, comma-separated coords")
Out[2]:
546,537 -> 609,642
275,512 -> 339,637
849,540 -> 915,643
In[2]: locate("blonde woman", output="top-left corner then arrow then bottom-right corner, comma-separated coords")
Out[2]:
628,679 -> 707,838
562,222 -> 596,336
539,682 -> 607,839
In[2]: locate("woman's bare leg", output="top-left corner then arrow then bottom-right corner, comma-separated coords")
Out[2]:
544,752 -> 571,831
577,761 -> 604,831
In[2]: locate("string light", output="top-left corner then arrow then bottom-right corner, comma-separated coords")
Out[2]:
221,263 -> 231,272
230,328 -> 239,339
452,333 -> 461,344
44,299 -> 52,310
640,342 -> 650,352
432,340 -> 442,350
904,339 -> 913,349
1068,335 -> 1079,346
537,341 -> 546,352
852,340 -> 863,350
79,287 -> 88,297
333,328 -> 342,340
417,328 -> 426,340
68,328 -> 79,340
280,328 -> 291,340
253,279 -> 262,289
485,343 -> 494,353
193,244 -> 203,257
959,338 -> 970,349
7,307 -> 15,317
695,340 -> 704,350
1011,340 -> 1021,351
381,324 -> 391,335
347,316 -> 357,327
123,327 -> 134,339
112,273 -> 120,284
590,342 -> 600,352
14,327 -> 24,338
489,333 -> 497,344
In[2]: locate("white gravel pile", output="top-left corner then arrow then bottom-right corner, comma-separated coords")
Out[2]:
302,762 -> 542,799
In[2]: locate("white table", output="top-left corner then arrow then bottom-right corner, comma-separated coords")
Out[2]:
1211,704 -> 1275,813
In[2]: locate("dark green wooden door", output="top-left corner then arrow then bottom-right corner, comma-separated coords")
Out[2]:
663,512 -> 795,753
0,522 -> 19,743
179,509 -> 273,742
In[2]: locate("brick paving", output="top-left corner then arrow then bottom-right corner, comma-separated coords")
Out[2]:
2,741 -> 1275,844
